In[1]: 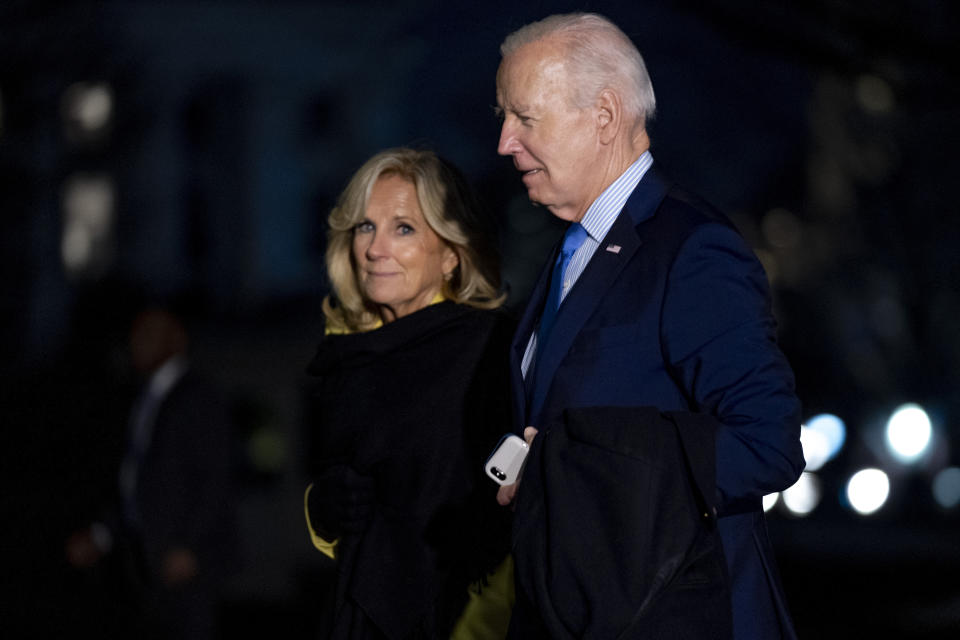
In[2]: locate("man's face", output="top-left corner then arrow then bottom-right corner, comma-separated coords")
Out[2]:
129,310 -> 179,375
496,38 -> 601,222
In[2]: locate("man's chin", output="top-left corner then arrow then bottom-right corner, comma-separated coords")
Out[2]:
523,189 -> 573,220
523,186 -> 547,207
524,193 -> 565,219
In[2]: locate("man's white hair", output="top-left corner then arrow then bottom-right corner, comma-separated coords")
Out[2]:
501,12 -> 656,127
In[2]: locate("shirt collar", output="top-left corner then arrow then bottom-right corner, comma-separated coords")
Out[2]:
147,354 -> 189,399
579,151 -> 654,243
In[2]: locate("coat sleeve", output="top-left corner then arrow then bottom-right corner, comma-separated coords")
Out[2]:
661,222 -> 805,510
304,484 -> 338,559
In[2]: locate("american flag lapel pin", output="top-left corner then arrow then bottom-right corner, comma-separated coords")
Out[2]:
605,244 -> 622,254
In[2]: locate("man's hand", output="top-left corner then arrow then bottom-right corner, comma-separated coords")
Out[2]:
496,426 -> 538,506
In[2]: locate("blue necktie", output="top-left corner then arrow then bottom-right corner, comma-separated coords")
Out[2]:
536,222 -> 587,350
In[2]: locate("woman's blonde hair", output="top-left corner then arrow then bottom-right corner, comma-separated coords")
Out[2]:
323,148 -> 505,332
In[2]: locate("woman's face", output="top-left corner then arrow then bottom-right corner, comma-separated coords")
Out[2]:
352,174 -> 458,323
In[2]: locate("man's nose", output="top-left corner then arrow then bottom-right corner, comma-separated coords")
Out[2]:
497,121 -> 520,156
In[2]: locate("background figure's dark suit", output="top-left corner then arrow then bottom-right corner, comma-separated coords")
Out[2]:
122,366 -> 237,640
510,165 -> 805,639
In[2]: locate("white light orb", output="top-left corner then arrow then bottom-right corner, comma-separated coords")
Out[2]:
63,82 -> 113,133
885,403 -> 932,463
800,426 -> 831,471
762,493 -> 780,512
806,414 -> 846,459
782,472 -> 821,516
846,468 -> 890,515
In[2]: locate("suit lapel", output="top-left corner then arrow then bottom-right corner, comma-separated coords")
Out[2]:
526,212 -> 641,420
527,166 -> 671,424
510,242 -> 559,427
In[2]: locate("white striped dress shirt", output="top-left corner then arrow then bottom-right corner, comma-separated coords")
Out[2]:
521,151 -> 654,379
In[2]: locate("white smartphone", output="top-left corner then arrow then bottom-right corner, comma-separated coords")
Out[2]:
484,434 -> 530,485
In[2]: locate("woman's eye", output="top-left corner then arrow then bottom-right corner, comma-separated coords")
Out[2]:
356,221 -> 374,233
397,223 -> 415,235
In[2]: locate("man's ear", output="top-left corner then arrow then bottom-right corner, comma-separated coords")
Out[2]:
596,89 -> 622,145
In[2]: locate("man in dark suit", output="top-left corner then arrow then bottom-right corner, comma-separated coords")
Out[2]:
66,305 -> 236,639
493,13 -> 805,639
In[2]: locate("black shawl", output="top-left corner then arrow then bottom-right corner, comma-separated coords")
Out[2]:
306,301 -> 514,639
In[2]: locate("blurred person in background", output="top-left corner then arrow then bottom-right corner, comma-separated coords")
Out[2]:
66,303 -> 237,639
303,148 -> 514,639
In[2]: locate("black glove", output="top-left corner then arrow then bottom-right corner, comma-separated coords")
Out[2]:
308,464 -> 376,538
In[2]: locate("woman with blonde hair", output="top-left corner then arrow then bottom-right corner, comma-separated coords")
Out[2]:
304,148 -> 513,639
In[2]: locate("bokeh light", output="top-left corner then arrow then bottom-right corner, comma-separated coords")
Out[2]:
855,73 -> 895,114
763,492 -> 780,512
846,468 -> 890,515
61,81 -> 113,142
61,173 -> 115,277
932,467 -> 960,510
801,413 -> 846,471
885,403 -> 932,463
761,207 -> 802,249
782,472 -> 821,516
800,427 -> 830,472
247,427 -> 287,474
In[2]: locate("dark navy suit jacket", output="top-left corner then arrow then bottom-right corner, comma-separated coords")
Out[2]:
510,165 -> 805,639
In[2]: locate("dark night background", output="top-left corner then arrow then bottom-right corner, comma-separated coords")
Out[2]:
2,0 -> 959,638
